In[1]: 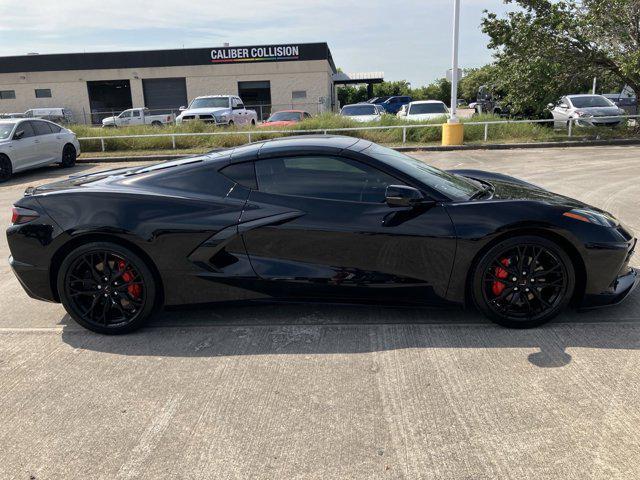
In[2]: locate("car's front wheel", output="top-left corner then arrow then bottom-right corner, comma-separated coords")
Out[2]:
0,154 -> 12,182
57,242 -> 158,334
472,236 -> 575,328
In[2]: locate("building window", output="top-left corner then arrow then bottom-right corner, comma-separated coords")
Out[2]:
292,90 -> 307,100
0,90 -> 16,100
35,88 -> 52,98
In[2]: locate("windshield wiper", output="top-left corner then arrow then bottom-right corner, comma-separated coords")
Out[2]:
469,181 -> 495,200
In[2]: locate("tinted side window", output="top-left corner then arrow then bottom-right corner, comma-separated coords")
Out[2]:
220,162 -> 257,189
255,156 -> 404,203
132,110 -> 140,117
48,123 -> 62,133
31,121 -> 52,135
16,121 -> 35,139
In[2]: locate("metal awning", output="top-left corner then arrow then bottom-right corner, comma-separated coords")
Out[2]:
332,72 -> 384,85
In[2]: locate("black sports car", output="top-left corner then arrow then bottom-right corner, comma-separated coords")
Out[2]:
7,136 -> 638,333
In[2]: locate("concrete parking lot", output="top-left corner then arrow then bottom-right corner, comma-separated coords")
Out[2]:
1,146 -> 639,479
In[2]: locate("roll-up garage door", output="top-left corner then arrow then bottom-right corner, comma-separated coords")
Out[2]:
142,77 -> 188,114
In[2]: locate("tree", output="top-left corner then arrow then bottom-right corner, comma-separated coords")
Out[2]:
458,65 -> 500,102
482,0 -> 638,116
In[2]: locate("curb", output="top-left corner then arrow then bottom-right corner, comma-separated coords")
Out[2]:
77,138 -> 640,163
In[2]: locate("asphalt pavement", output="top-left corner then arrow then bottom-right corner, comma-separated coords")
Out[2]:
1,146 -> 639,479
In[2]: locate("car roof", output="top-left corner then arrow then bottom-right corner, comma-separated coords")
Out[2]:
272,110 -> 306,113
194,95 -> 234,99
409,100 -> 445,104
217,135 -> 372,163
566,94 -> 604,98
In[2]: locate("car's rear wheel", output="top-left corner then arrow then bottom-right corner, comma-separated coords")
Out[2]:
151,121 -> 162,127
60,144 -> 76,168
57,242 -> 158,334
0,154 -> 12,182
472,236 -> 575,328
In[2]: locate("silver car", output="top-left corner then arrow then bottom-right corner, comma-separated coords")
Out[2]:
0,118 -> 81,181
548,94 -> 625,128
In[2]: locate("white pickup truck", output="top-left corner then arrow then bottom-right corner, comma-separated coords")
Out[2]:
175,95 -> 258,126
102,108 -> 175,127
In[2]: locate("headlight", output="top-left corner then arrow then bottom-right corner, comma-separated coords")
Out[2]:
575,110 -> 591,118
563,208 -> 619,227
214,114 -> 228,122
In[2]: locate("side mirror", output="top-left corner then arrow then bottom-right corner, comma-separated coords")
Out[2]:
179,106 -> 186,111
385,185 -> 425,207
13,130 -> 24,140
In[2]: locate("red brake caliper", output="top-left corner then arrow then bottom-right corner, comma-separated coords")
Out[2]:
117,260 -> 141,299
492,258 -> 510,296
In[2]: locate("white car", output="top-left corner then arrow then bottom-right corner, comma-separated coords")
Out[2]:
398,100 -> 450,121
102,108 -> 175,127
548,94 -> 625,128
0,118 -> 80,181
340,103 -> 383,122
176,95 -> 258,126
25,108 -> 74,124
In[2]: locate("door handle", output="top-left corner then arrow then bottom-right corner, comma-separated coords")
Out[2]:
34,139 -> 40,143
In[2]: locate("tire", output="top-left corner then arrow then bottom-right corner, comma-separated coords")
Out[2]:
227,120 -> 234,127
57,242 -> 159,334
250,119 -> 256,126
151,121 -> 162,127
471,236 -> 575,328
0,154 -> 12,182
60,144 -> 76,168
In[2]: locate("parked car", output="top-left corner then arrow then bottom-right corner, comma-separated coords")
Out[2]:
548,94 -> 625,128
340,104 -> 383,122
398,100 -> 450,121
0,118 -> 80,181
259,110 -> 311,127
8,136 -> 637,334
379,96 -> 412,114
366,96 -> 391,105
473,86 -> 508,116
0,113 -> 26,119
176,95 -> 257,126
102,108 -> 175,128
602,93 -> 637,116
24,108 -> 74,124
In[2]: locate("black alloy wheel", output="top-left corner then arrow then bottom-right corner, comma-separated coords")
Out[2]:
58,242 -> 157,334
61,144 -> 76,168
472,236 -> 575,328
0,155 -> 12,182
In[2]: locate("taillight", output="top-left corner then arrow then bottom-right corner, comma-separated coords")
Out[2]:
11,206 -> 39,225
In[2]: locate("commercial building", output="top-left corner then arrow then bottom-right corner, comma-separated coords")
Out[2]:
0,42 -> 383,123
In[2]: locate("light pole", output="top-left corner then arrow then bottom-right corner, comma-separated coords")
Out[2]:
449,0 -> 461,123
442,0 -> 464,145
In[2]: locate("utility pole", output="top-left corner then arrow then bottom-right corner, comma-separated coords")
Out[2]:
449,0 -> 461,123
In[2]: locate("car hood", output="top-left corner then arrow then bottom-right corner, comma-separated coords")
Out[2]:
102,116 -> 116,124
576,106 -> 621,116
405,113 -> 449,121
179,107 -> 229,116
449,169 -> 593,209
259,120 -> 297,127
343,115 -> 380,123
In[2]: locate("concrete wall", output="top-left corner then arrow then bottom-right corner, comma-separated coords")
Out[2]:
0,60 -> 334,123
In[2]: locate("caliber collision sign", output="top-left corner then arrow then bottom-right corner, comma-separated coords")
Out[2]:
210,45 -> 300,63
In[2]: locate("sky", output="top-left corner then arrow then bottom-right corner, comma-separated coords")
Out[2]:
0,0 -> 511,87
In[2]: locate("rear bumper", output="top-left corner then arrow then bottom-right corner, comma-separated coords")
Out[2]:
9,255 -> 57,303
581,267 -> 639,309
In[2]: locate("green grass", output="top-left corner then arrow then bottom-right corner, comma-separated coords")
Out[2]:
71,113 -> 639,153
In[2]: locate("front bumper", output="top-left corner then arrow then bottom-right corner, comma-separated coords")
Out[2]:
581,267 -> 639,308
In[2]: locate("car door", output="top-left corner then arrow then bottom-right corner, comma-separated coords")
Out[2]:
118,110 -> 132,126
30,120 -> 58,164
231,97 -> 246,125
7,121 -> 40,171
238,155 -> 457,304
129,109 -> 143,126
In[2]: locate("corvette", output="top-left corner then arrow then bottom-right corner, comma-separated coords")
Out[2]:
7,136 -> 638,334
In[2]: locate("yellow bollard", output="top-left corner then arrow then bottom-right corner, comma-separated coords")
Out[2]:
442,122 -> 464,146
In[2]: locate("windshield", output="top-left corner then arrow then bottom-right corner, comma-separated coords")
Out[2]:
267,111 -> 302,122
570,96 -> 615,108
0,122 -> 14,140
341,105 -> 377,116
189,97 -> 229,109
364,144 -> 479,200
409,103 -> 448,115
